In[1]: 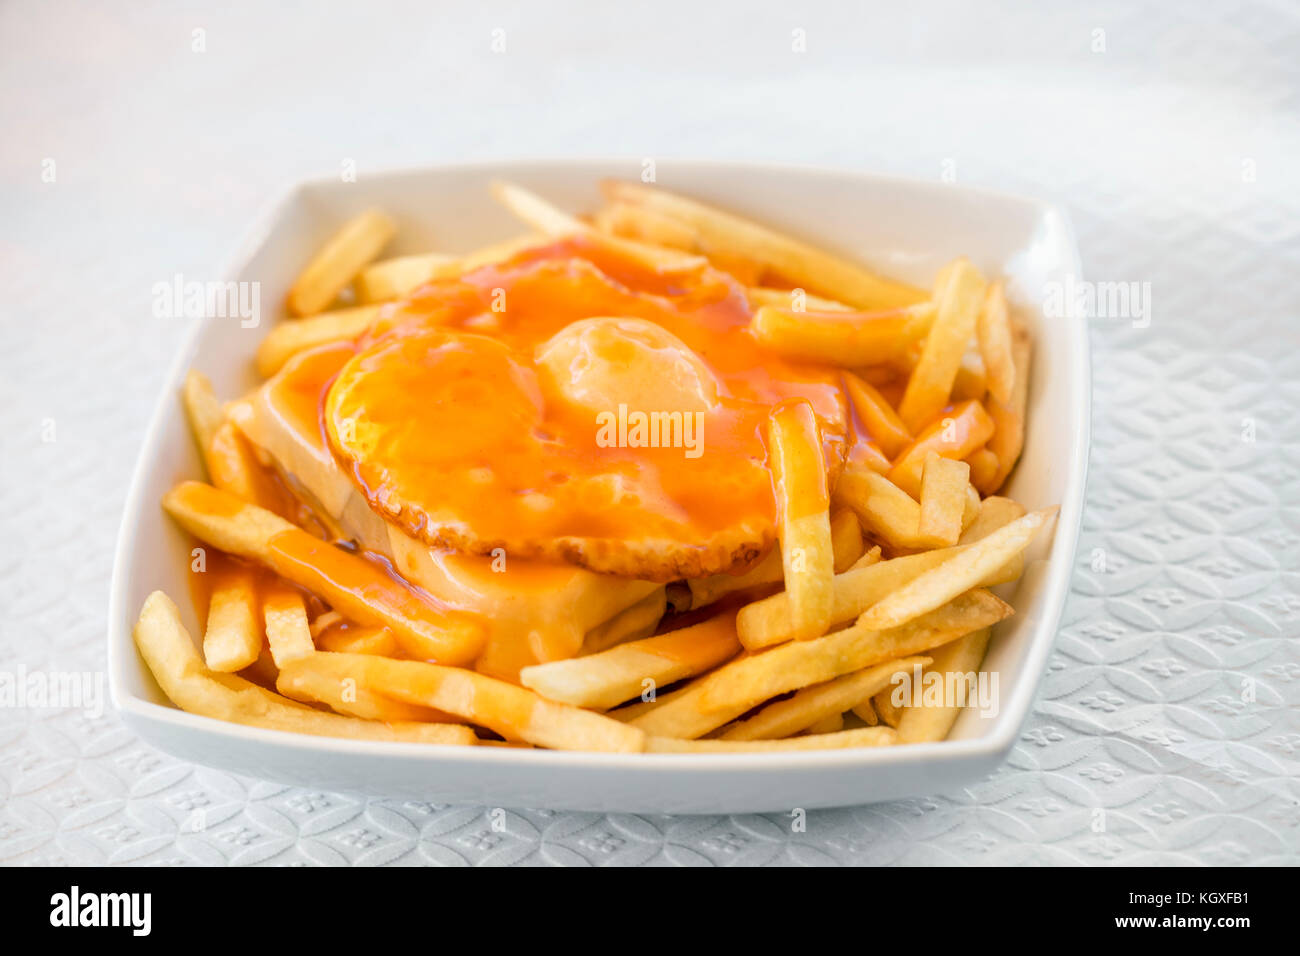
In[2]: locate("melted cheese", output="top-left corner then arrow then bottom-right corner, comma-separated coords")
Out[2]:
232,342 -> 658,680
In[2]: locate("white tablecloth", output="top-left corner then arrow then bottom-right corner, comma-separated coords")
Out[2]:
2,0 -> 1296,865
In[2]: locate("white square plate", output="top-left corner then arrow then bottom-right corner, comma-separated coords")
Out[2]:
109,160 -> 1089,814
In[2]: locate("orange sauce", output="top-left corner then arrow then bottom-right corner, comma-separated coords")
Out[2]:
280,236 -> 851,554
266,526 -> 484,665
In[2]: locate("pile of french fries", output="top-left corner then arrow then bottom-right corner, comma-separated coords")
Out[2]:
135,178 -> 1054,755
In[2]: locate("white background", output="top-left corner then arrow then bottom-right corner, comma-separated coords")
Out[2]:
1,1 -> 1297,864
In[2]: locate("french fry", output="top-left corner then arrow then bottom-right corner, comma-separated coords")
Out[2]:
646,727 -> 897,753
720,656 -> 929,740
239,639 -> 280,689
872,690 -> 902,728
897,259 -> 987,432
202,564 -> 261,672
978,281 -> 1016,406
635,591 -> 1010,738
287,209 -> 396,317
520,612 -> 740,710
687,549 -> 783,610
965,447 -> 1000,494
916,454 -> 970,548
581,588 -> 667,654
986,326 -> 1032,490
133,592 -> 475,745
960,495 -> 1027,544
844,372 -> 913,458
805,713 -> 845,735
829,507 -> 865,573
276,655 -> 456,724
181,372 -> 268,674
849,545 -> 883,571
354,252 -> 453,303
704,590 -> 1010,715
738,541 -> 1013,651
895,628 -> 993,743
181,371 -> 223,469
751,304 -> 933,366
832,463 -> 928,551
255,304 -> 385,377
207,421 -> 278,506
959,495 -> 1028,582
315,625 -> 400,657
491,181 -> 704,272
852,699 -> 879,725
962,483 -> 981,532
601,180 -> 928,310
261,579 -> 315,667
887,399 -> 995,498
594,201 -> 698,249
768,401 -> 834,640
162,481 -> 485,666
284,652 -> 645,752
950,343 -> 988,402
855,509 -> 1052,632
746,287 -> 852,312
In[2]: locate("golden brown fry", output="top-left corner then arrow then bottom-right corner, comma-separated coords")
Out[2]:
986,326 -> 1032,491
978,281 -> 1016,406
852,699 -> 879,726
804,713 -> 845,734
594,201 -> 698,249
752,304 -> 934,366
965,447 -> 1000,495
520,612 -> 741,710
134,592 -> 475,745
202,565 -> 261,672
647,727 -> 897,752
738,541 -> 1015,651
898,259 -> 987,432
768,401 -> 834,640
960,495 -> 1027,544
916,454 -> 971,548
581,588 -> 667,654
895,628 -> 993,743
844,372 -> 913,458
832,463 -> 928,551
856,509 -> 1052,632
261,579 -> 315,667
255,304 -> 385,378
162,481 -> 485,666
354,252 -> 453,303
602,180 -> 927,310
829,508 -> 865,573
273,652 -> 461,724
284,652 -> 645,752
746,287 -> 852,312
888,399 -> 995,499
635,591 -> 1010,739
704,590 -> 1010,714
491,181 -> 704,271
872,690 -> 903,728
181,370 -> 223,472
720,656 -> 929,740
288,209 -> 396,317
315,625 -> 399,657
687,549 -> 783,610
